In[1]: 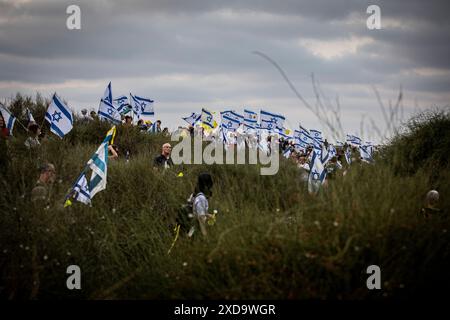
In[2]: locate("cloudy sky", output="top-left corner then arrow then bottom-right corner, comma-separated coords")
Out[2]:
1,0 -> 449,142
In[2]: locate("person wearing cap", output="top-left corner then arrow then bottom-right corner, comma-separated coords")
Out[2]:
31,163 -> 56,205
153,143 -> 173,169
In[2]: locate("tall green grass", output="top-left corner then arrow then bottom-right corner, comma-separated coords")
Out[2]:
0,97 -> 449,299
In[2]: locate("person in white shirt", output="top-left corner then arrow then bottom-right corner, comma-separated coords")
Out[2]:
191,172 -> 214,237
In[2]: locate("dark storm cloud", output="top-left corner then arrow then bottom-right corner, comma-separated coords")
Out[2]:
0,0 -> 449,138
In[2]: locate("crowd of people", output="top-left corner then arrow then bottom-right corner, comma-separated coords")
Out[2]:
0,108 -> 443,242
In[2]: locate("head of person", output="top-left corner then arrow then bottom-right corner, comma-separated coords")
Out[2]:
162,127 -> 168,133
124,115 -> 132,124
81,108 -> 87,116
137,119 -> 144,126
28,123 -> 41,137
195,172 -> 213,197
90,110 -> 96,117
39,163 -> 56,184
161,143 -> 172,158
426,190 -> 439,208
156,120 -> 161,127
299,155 -> 307,164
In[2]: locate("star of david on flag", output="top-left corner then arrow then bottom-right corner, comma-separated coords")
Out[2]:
45,94 -> 73,138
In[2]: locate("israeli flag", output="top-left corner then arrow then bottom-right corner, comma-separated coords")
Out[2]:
244,109 -> 258,129
45,94 -> 73,138
260,110 -> 285,130
359,144 -> 374,163
346,134 -> 362,146
299,129 -> 315,146
321,144 -> 331,165
201,108 -> 214,129
344,146 -> 352,165
26,108 -> 36,124
0,104 -> 16,135
87,141 -> 109,199
113,95 -> 129,114
294,140 -> 308,153
182,112 -> 201,126
98,99 -> 121,125
131,94 -> 154,117
308,150 -> 327,194
221,114 -> 241,131
221,110 -> 244,124
293,130 -> 302,141
73,173 -> 91,205
260,118 -> 276,131
310,129 -> 323,143
102,82 -> 113,105
275,127 -> 291,140
328,144 -> 337,158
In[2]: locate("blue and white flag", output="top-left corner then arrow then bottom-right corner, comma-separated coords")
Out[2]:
346,134 -> 362,146
221,110 -> 244,124
182,112 -> 201,126
328,144 -> 337,158
299,129 -> 315,146
260,118 -> 277,131
359,144 -> 374,163
320,144 -> 337,165
26,108 -> 36,124
130,94 -> 154,117
201,108 -> 215,129
98,99 -> 121,125
113,95 -> 129,114
260,110 -> 285,130
310,129 -> 323,143
221,114 -> 241,131
87,141 -> 109,199
0,104 -> 16,135
308,150 -> 327,194
344,146 -> 352,165
275,127 -> 291,140
294,140 -> 308,153
102,82 -> 113,105
45,94 -> 73,138
244,109 -> 258,129
73,173 -> 91,205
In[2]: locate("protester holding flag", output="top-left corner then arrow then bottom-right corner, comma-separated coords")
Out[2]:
24,123 -> 41,149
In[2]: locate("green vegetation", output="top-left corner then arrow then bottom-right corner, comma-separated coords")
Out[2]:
0,94 -> 449,299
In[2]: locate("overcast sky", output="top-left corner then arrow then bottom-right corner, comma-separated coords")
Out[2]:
1,0 -> 449,142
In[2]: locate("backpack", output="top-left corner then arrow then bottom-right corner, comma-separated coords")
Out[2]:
176,193 -> 197,233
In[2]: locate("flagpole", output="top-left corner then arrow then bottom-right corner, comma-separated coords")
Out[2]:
64,125 -> 115,204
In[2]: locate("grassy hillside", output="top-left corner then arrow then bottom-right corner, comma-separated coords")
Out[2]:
0,96 -> 449,299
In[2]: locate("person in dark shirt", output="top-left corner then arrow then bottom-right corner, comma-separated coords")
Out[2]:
153,143 -> 174,169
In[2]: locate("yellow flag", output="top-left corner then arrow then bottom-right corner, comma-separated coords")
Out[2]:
105,126 -> 117,145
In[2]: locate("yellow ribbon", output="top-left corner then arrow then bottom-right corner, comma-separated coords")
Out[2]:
167,224 -> 181,255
